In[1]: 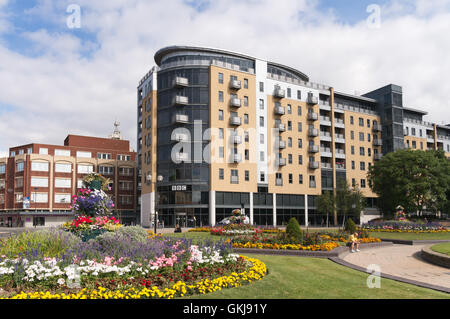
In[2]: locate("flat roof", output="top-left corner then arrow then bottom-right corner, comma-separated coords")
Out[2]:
334,91 -> 378,103
403,106 -> 428,115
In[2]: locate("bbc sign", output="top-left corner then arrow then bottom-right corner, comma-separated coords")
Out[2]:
171,185 -> 187,191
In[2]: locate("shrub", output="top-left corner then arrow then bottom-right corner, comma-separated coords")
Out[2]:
345,218 -> 357,234
94,225 -> 149,244
285,218 -> 303,243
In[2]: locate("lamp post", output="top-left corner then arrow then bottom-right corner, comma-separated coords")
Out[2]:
146,174 -> 163,233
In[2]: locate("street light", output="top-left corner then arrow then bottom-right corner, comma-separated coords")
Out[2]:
146,174 -> 163,233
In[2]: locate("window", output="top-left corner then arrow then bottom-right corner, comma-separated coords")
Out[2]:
77,179 -> 83,189
31,161 -> 48,172
0,179 -> 5,189
359,132 -> 364,141
361,179 -> 366,188
260,172 -> 265,182
245,149 -> 249,160
297,90 -> 301,100
119,181 -> 133,191
99,166 -> 114,175
368,148 -> 372,156
287,88 -> 291,98
360,162 -> 366,171
411,128 -> 416,136
230,169 -> 238,184
55,194 -> 71,203
0,194 -> 4,204
55,178 -> 71,188
412,141 -> 417,149
219,168 -> 224,180
55,163 -> 71,173
78,164 -> 93,174
259,99 -> 264,110
259,82 -> 264,92
76,151 -> 91,158
351,161 -> 355,170
287,121 -> 292,131
299,174 -> 303,184
367,133 -> 371,142
31,193 -> 48,203
97,153 -> 112,160
260,134 -> 264,144
367,119 -> 371,128
260,151 -> 265,161
419,129 -> 423,137
288,154 -> 292,164
119,195 -> 133,205
359,118 -> 364,126
218,91 -> 224,102
360,147 -> 365,156
27,147 -> 33,154
31,177 -> 48,187
117,154 -> 131,161
297,106 -> 302,116
259,116 -> 264,127
245,170 -> 249,181
219,147 -> 224,159
119,167 -> 134,176
219,110 -> 224,121
0,164 -> 5,174
351,146 -> 355,155
298,122 -> 302,132
244,131 -> 249,142
309,175 -> 316,188
287,104 -> 292,114
244,78 -> 248,89
15,193 -> 23,203
352,178 -> 356,187
15,177 -> 24,188
350,131 -> 354,140
288,137 -> 292,148
39,148 -> 48,155
16,162 -> 24,172
298,139 -> 302,148
288,173 -> 293,184
350,116 -> 354,125
298,155 -> 303,165
218,72 -> 223,84
244,114 -> 249,124
55,149 -> 71,157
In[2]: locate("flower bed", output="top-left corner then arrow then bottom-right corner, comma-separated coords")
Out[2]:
360,221 -> 449,233
0,228 -> 266,299
231,241 -> 340,251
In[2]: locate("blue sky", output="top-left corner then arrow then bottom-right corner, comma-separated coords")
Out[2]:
0,0 -> 449,157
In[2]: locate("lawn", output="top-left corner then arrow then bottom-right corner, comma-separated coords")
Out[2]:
162,232 -> 449,299
183,254 -> 449,299
431,242 -> 450,256
368,231 -> 450,241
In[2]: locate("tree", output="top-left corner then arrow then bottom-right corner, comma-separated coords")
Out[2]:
335,179 -> 366,227
368,149 -> 450,217
317,191 -> 335,227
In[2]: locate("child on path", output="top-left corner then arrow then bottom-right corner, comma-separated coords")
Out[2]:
350,232 -> 360,253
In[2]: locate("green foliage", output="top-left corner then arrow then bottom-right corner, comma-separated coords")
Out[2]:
335,180 -> 366,223
344,218 -> 357,234
0,228 -> 81,257
368,149 -> 450,216
285,218 -> 303,242
94,225 -> 149,244
317,191 -> 335,226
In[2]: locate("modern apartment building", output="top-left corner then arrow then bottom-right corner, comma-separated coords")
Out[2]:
0,131 -> 138,227
137,45 -> 450,228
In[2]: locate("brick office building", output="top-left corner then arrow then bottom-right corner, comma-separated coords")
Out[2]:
0,132 -> 138,228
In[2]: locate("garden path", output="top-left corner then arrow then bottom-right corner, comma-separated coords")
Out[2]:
343,244 -> 450,289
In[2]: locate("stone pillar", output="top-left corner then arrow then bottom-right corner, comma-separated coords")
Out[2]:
140,192 -> 154,228
305,194 -> 309,227
273,193 -> 277,227
209,190 -> 216,226
249,191 -> 254,225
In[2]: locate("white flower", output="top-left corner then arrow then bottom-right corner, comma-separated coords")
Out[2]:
57,278 -> 66,286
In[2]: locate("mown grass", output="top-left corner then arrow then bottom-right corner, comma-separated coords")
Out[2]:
184,254 -> 449,299
431,242 -> 450,256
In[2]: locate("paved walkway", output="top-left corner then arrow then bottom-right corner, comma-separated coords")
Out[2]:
343,244 -> 450,290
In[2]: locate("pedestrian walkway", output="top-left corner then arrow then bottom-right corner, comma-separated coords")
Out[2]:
343,244 -> 450,290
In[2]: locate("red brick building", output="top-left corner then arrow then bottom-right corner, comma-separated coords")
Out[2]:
0,134 -> 137,227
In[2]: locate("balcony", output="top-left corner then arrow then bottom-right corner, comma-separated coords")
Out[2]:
274,105 -> 285,115
231,135 -> 242,144
173,114 -> 189,124
276,123 -> 286,132
277,158 -> 286,166
232,154 -> 242,163
308,128 -> 319,137
334,118 -> 345,128
273,87 -> 285,98
309,161 -> 320,169
230,116 -> 242,126
307,112 -> 318,121
278,139 -> 286,149
374,153 -> 383,161
307,94 -> 318,105
172,133 -> 189,142
372,124 -> 382,132
373,139 -> 383,146
172,76 -> 189,88
335,149 -> 346,159
172,95 -> 189,106
321,162 -> 332,169
229,79 -> 241,90
308,145 -> 319,153
230,97 -> 242,108
175,152 -> 189,162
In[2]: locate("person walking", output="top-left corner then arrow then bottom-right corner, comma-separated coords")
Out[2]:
350,232 -> 360,253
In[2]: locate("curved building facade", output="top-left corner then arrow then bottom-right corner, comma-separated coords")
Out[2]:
137,45 -> 449,228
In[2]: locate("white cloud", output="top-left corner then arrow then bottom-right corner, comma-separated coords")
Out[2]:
0,0 -> 449,155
